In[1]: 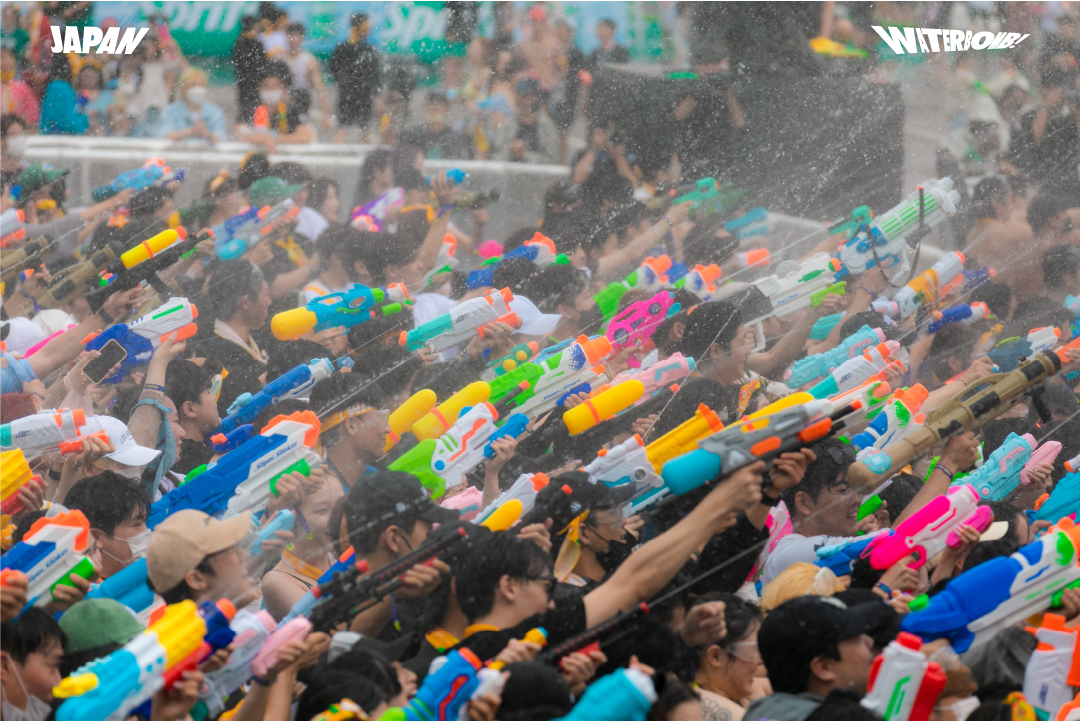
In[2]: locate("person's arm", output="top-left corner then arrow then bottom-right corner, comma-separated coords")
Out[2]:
747,295 -> 842,379
572,148 -> 598,182
279,122 -> 314,145
594,203 -> 691,280
310,56 -> 331,127
807,263 -> 890,355
269,253 -> 320,300
128,333 -> 186,450
412,174 -> 457,270
28,286 -> 143,380
890,431 -> 980,528
583,462 -> 765,626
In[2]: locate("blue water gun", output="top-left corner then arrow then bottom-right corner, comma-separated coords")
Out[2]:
208,205 -> 259,244
814,533 -> 883,576
784,324 -> 887,388
384,649 -> 480,721
271,284 -> 405,340
91,159 -> 186,202
428,169 -> 466,187
1029,472 -> 1079,525
250,510 -> 294,556
724,206 -> 769,244
83,558 -> 157,620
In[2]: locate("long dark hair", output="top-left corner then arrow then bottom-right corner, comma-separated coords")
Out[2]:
48,53 -> 72,84
970,176 -> 1008,221
356,148 -> 393,206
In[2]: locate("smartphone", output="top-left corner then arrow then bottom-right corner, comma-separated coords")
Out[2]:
83,340 -> 127,384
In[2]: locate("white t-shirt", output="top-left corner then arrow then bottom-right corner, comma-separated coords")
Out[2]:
759,532 -> 860,586
302,279 -> 351,303
295,206 -> 330,241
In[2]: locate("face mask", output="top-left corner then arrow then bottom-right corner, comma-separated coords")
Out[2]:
936,697 -> 979,721
1,657 -> 52,721
594,538 -> 634,573
260,89 -> 284,105
185,86 -> 207,105
6,135 -> 27,158
122,528 -> 151,560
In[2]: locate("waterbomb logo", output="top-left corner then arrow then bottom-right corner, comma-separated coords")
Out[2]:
872,26 -> 1029,55
50,25 -> 148,55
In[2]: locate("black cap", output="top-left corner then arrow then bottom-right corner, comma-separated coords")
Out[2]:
759,596 -> 892,693
343,470 -> 459,544
834,590 -> 901,650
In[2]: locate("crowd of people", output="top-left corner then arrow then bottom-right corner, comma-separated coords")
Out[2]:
0,3 -> 1079,721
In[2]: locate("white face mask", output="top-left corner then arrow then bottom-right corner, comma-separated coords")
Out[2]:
6,134 -> 27,158
122,528 -> 151,561
935,697 -> 980,721
1,657 -> 52,721
185,86 -> 207,105
113,464 -> 143,480
260,89 -> 284,105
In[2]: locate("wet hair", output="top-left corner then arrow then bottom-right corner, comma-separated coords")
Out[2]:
285,21 -> 305,36
981,418 -> 1038,456
780,438 -> 853,511
927,323 -> 978,382
1043,243 -> 1080,289
491,256 -> 540,295
64,472 -> 150,537
356,148 -> 394,205
48,53 -> 72,83
325,647 -> 401,698
238,152 -> 271,189
309,372 -> 384,449
970,177 -> 1009,221
523,264 -> 589,314
410,359 -> 481,402
307,177 -> 339,217
1011,296 -> 1072,331
205,260 -> 264,320
676,298 -> 744,358
646,675 -> 698,721
272,161 -> 313,185
295,671 -> 386,721
691,592 -> 761,657
982,500 -> 1029,546
877,473 -> 923,524
1027,194 -> 1075,235
683,214 -> 739,265
61,641 -> 123,677
598,18 -> 617,31
262,59 -> 293,87
455,532 -> 552,621
164,359 -> 212,413
351,345 -> 420,399
962,539 -> 1017,573
265,340 -> 334,383
0,607 -> 66,664
969,282 -> 1012,322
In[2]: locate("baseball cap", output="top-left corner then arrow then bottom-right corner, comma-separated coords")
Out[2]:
249,176 -> 304,206
759,595 -> 893,692
83,416 -> 162,467
146,509 -> 252,591
59,598 -> 144,654
342,470 -> 459,542
510,296 -> 562,336
19,163 -> 69,195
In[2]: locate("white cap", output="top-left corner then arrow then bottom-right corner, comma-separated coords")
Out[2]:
84,415 -> 162,467
979,521 -> 1010,542
1,317 -> 45,355
510,296 -> 562,337
32,309 -> 77,336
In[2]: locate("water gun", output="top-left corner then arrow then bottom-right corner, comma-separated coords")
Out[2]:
860,631 -> 946,721
385,389 -> 438,452
399,288 -> 520,354
91,158 -> 186,202
207,205 -> 259,244
786,325 -> 888,388
733,253 -> 848,351
814,533 -> 886,576
1031,472 -> 1080,525
472,473 -> 550,526
808,341 -> 902,399
198,609 -> 278,719
865,484 -> 993,570
388,397 -> 530,499
1,235 -> 56,283
84,558 -> 163,625
606,291 -> 679,354
0,449 -> 44,516
538,602 -> 651,666
146,411 -> 321,528
0,510 -> 95,610
594,255 -> 673,322
809,312 -> 845,341
429,169 -> 466,187
890,251 -> 967,320
927,302 -> 993,334
425,187 -> 502,214
498,336 -> 613,419
422,234 -> 459,287
956,432 -> 1061,502
611,353 -> 696,406
832,179 -> 961,285
216,198 -> 301,260
849,352 -> 1062,491
412,382 -> 492,441
272,283 -> 405,340
725,206 -> 770,244
84,227 -> 206,311
543,667 -> 656,721
989,326 -> 1062,372
941,267 -> 996,299
674,263 -> 721,302
673,176 -> 726,219
659,400 -> 852,496
251,509 -> 295,556
0,408 -> 103,460
207,358 -> 334,444
353,187 -> 405,226
385,649 -> 480,721
1023,614 -> 1080,720
0,206 -> 25,233
849,385 -> 929,452
484,341 -> 540,378
465,234 -> 566,289
84,297 -> 199,384
900,517 -> 1080,652
306,526 -> 473,632
53,599 -> 236,721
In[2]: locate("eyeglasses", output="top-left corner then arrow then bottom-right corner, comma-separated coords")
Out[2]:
524,574 -> 558,600
591,507 -> 625,531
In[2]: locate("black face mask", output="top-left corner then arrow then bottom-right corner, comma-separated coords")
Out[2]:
578,306 -> 604,335
595,538 -> 635,573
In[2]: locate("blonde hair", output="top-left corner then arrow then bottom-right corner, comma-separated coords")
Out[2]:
179,67 -> 207,88
760,562 -> 846,613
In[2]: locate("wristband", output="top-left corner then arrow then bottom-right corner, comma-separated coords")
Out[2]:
875,582 -> 892,597
759,493 -> 781,507
859,285 -> 877,300
96,306 -> 114,325
48,467 -> 62,482
251,675 -> 274,687
437,205 -> 455,219
143,383 -> 165,394
935,465 -> 955,481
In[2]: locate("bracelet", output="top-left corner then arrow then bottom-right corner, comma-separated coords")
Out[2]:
437,205 -> 455,219
143,383 -> 165,394
96,306 -> 115,324
875,582 -> 892,597
251,675 -> 274,687
935,464 -> 955,481
859,285 -> 877,300
48,467 -> 62,481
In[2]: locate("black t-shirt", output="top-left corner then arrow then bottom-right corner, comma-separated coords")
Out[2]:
450,596 -> 587,664
173,438 -> 214,476
651,376 -> 740,436
245,102 -> 306,135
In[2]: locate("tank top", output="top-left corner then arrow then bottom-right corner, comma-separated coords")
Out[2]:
287,51 -> 313,90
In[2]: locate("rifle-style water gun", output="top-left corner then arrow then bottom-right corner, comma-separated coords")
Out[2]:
955,433 -> 1061,502
1031,471 -> 1080,525
84,227 -> 207,311
888,251 -> 967,320
786,325 -> 888,388
1022,613 -> 1080,720
848,351 -> 1062,492
146,412 -> 321,528
832,179 -> 961,285
733,253 -> 847,351
595,255 -> 673,321
496,336 -> 613,419
0,449 -> 44,516
91,158 -> 186,202
217,198 -> 301,260
849,385 -> 929,452
0,235 -> 55,283
808,341 -> 903,399
399,288 -> 520,354
864,484 -> 993,570
0,408 -> 105,460
611,353 -> 696,407
606,291 -> 679,361
207,358 -> 334,445
900,517 -> 1080,652
388,389 -> 531,498
84,558 -> 164,625
673,263 -> 721,302
272,283 -> 407,340
0,510 -> 95,610
84,297 -> 199,384
484,341 -> 541,379
860,631 -> 946,721
53,599 -> 236,721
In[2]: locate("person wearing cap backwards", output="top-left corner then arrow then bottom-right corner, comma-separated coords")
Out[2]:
145,509 -> 318,716
746,595 -> 892,721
